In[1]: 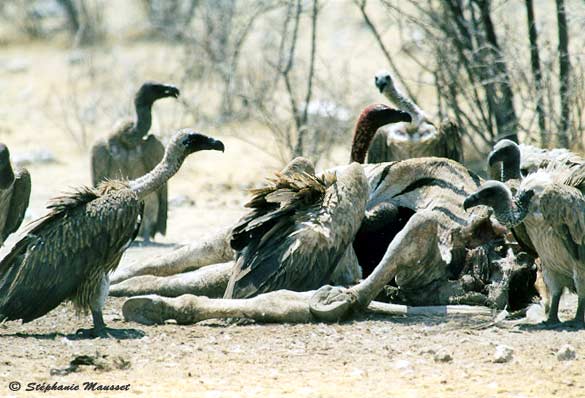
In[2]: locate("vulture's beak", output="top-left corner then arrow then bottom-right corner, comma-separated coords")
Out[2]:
375,77 -> 387,93
165,86 -> 180,98
463,194 -> 481,211
210,138 -> 225,152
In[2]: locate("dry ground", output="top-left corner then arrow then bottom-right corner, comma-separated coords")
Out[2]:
1,19 -> 585,398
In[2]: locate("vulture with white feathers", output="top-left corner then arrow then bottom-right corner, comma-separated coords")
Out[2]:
367,71 -> 462,164
464,164 -> 585,327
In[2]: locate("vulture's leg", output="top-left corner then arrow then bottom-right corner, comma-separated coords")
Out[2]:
568,273 -> 585,328
110,229 -> 233,284
122,291 -> 316,325
541,268 -> 566,326
76,276 -> 144,339
110,262 -> 233,298
310,211 -> 445,320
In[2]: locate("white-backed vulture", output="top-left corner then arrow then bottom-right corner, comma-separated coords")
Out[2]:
486,139 -> 538,257
464,165 -> 585,327
225,161 -> 368,299
0,129 -> 224,337
91,82 -> 180,242
0,143 -> 31,246
488,138 -> 585,182
367,71 -> 462,163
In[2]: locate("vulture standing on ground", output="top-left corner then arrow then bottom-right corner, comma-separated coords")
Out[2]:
91,81 -> 180,242
0,129 -> 224,336
367,70 -> 462,164
0,144 -> 31,246
464,165 -> 585,327
224,104 -> 411,299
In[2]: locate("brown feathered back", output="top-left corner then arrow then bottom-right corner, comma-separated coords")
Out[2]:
226,161 -> 367,299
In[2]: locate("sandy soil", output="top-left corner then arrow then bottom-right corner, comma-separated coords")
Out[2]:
2,14 -> 585,397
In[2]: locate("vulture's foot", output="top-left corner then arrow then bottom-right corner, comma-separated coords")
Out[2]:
309,285 -> 358,322
74,326 -> 144,339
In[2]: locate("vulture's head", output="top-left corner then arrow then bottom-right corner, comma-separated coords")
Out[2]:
464,180 -> 534,228
375,70 -> 437,145
487,139 -> 521,181
170,129 -> 225,160
358,103 -> 412,130
136,82 -> 180,104
0,143 -> 14,189
0,143 -> 9,166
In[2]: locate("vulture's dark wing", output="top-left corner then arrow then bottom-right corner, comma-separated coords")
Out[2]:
367,130 -> 395,163
142,135 -> 167,235
90,140 -> 115,186
439,119 -> 463,163
0,184 -> 141,323
225,172 -> 346,299
3,167 -> 31,238
540,185 -> 585,262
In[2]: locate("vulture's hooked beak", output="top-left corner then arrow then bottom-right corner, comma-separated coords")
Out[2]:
463,193 -> 481,211
165,86 -> 180,98
209,138 -> 225,152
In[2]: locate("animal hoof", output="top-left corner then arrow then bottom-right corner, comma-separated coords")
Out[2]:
309,285 -> 357,322
122,295 -> 171,325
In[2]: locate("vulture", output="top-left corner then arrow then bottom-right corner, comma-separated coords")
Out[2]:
486,139 -> 538,257
464,165 -> 585,327
225,104 -> 411,298
367,70 -> 462,164
91,81 -> 180,242
0,143 -> 31,246
488,139 -> 585,182
0,129 -> 224,337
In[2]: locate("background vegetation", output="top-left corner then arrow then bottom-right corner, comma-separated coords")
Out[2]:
1,0 -> 584,170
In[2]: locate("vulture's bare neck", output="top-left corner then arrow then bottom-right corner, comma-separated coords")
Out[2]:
501,158 -> 521,182
129,150 -> 183,199
383,81 -> 425,125
0,163 -> 15,190
130,99 -> 153,139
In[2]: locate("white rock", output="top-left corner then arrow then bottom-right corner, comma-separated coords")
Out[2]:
493,345 -> 513,363
556,344 -> 576,361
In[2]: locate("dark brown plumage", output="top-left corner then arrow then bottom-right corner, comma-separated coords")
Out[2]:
91,82 -> 180,242
0,143 -> 31,246
225,160 -> 368,299
0,129 -> 224,336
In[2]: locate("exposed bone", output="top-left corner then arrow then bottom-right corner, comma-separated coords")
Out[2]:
110,262 -> 233,297
110,229 -> 233,284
